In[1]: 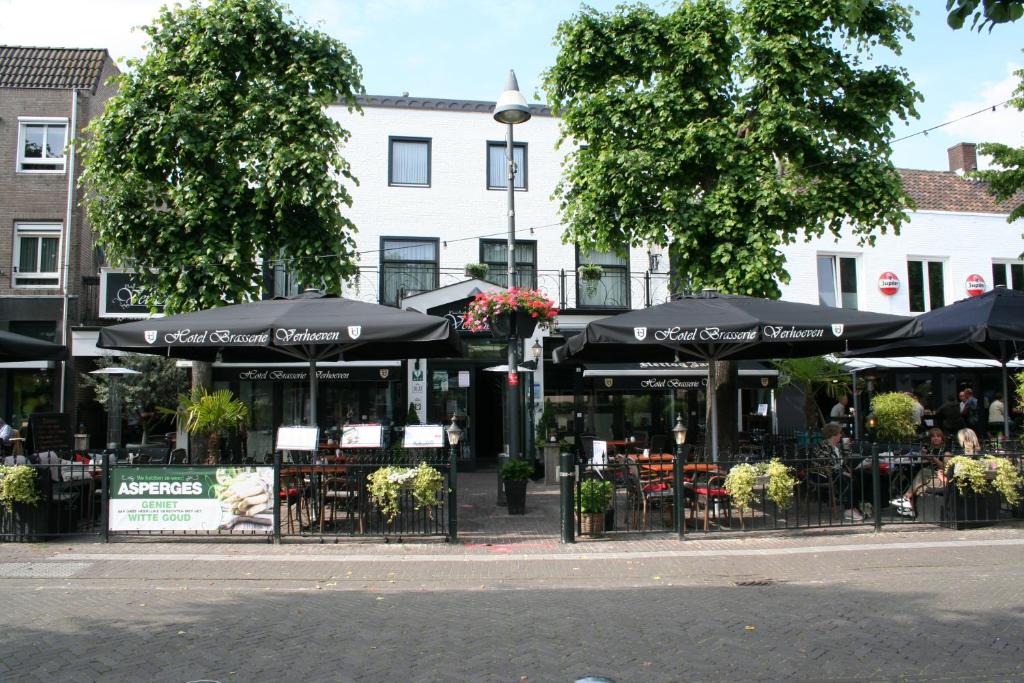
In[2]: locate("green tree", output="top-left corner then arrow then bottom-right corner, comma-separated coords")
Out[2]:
81,354 -> 189,443
971,70 -> 1024,245
947,0 -> 1024,30
543,0 -> 919,452
176,387 -> 250,464
81,0 -> 364,314
774,357 -> 852,429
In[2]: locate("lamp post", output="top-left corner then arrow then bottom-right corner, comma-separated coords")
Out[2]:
494,70 -> 531,464
445,414 -> 463,541
672,413 -> 688,539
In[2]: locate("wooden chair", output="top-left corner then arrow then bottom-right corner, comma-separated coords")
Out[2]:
690,468 -> 731,531
321,474 -> 362,533
625,455 -> 675,530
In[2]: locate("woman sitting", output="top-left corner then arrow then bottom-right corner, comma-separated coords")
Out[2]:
890,428 -> 979,516
811,422 -> 865,521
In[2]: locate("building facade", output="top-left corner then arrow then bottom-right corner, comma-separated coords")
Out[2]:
0,46 -> 119,433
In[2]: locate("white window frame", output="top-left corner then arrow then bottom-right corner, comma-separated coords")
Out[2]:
816,253 -> 860,310
13,223 -> 62,288
907,257 -> 946,313
16,117 -> 68,173
992,259 -> 1024,291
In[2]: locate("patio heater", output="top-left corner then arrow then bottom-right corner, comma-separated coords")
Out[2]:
89,367 -> 141,449
446,415 -> 463,541
493,69 -> 532,464
672,413 -> 688,540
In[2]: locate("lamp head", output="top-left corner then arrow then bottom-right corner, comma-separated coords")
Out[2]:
532,339 -> 543,361
446,414 -> 463,446
672,414 -> 688,446
493,70 -> 532,125
867,415 -> 878,430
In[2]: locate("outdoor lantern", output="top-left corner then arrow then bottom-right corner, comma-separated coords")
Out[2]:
532,340 -> 542,361
867,415 -> 878,430
672,414 -> 688,446
446,415 -> 463,446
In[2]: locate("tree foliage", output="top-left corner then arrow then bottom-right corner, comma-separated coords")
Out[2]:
81,0 -> 364,313
946,0 -> 1024,30
82,354 -> 189,442
542,0 -> 920,299
775,357 -> 852,429
973,65 -> 1024,246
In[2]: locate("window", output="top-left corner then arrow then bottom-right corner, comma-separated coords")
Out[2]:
992,261 -> 1024,291
17,118 -> 67,172
8,321 -> 57,344
907,259 -> 945,312
380,238 -> 438,307
479,239 -> 537,289
577,248 -> 629,309
13,223 -> 61,288
816,255 -> 859,309
487,141 -> 527,190
388,137 -> 430,187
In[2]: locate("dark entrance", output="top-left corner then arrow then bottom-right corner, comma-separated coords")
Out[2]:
426,361 -> 505,470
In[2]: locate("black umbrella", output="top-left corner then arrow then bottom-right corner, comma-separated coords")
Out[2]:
97,291 -> 463,426
554,290 -> 922,459
845,287 -> 1024,438
0,330 -> 68,362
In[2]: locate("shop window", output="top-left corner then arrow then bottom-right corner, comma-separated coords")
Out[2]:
479,239 -> 536,289
487,141 -> 527,190
577,248 -> 629,309
17,118 -> 67,172
388,137 -> 430,187
380,237 -> 438,307
8,321 -> 57,344
816,254 -> 858,309
908,259 -> 945,312
992,261 -> 1024,291
13,223 -> 61,288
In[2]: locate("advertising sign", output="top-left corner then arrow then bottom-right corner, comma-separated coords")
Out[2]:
403,424 -> 445,448
99,269 -> 164,319
109,466 -> 274,532
966,273 -> 986,296
878,272 -> 900,296
340,424 -> 383,448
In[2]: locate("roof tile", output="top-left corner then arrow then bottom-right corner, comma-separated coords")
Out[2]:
0,45 -> 110,91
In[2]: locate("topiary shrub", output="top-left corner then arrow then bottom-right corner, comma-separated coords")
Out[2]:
870,392 -> 916,441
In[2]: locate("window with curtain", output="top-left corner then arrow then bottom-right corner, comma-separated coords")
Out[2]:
992,261 -> 1024,291
18,118 -> 67,172
577,248 -> 629,309
380,238 -> 438,306
479,239 -> 537,289
816,254 -> 859,309
13,223 -> 61,288
487,141 -> 527,190
388,137 -> 430,186
908,259 -> 945,312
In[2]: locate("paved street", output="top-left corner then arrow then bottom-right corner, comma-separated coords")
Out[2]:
2,522 -> 1024,682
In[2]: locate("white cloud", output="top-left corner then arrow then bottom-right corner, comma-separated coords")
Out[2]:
0,0 -> 166,65
942,62 -> 1024,169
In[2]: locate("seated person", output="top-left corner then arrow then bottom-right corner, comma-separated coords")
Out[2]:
891,428 -> 948,515
955,427 -> 981,456
811,422 -> 866,521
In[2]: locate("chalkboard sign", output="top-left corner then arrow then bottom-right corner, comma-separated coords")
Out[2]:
28,413 -> 74,454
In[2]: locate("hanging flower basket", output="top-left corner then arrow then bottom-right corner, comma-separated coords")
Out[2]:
463,288 -> 558,337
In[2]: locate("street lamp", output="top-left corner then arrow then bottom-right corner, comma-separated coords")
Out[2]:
532,340 -> 543,362
494,69 -> 531,463
672,413 -> 688,451
445,414 -> 463,541
671,413 -> 688,540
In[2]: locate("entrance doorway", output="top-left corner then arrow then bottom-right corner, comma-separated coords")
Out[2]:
427,363 -> 505,470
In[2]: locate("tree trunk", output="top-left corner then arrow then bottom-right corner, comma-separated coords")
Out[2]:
710,360 -> 739,460
191,361 -> 213,464
206,433 -> 221,465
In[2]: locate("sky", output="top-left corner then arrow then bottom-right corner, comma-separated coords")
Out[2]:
1,0 -> 1022,171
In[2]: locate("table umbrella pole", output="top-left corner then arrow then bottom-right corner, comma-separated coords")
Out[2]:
1002,360 -> 1010,441
309,356 -> 317,427
709,360 -> 719,463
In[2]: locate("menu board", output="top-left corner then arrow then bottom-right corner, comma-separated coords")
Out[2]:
404,425 -> 445,449
340,424 -> 383,449
276,426 -> 319,451
28,413 -> 74,454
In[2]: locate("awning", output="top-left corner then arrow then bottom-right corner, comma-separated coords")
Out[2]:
837,356 -> 1024,371
582,360 -> 777,378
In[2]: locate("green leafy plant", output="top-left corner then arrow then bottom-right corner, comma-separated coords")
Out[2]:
82,353 -> 189,443
947,455 -> 1023,506
405,402 -> 420,426
535,399 -> 558,452
0,465 -> 41,511
988,456 -> 1023,507
367,462 -> 444,523
464,263 -> 489,280
172,387 -> 249,464
774,357 -> 851,429
500,458 -> 535,481
725,459 -> 797,511
763,459 -> 798,511
724,462 -> 758,511
870,392 -> 917,441
577,264 -> 603,282
576,478 -> 613,514
947,456 -> 991,495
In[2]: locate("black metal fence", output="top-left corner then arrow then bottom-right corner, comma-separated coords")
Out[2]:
1,450 -> 455,543
571,444 -> 1024,538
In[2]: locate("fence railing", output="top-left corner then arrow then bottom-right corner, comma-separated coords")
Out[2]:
571,444 -> 1024,538
1,450 -> 455,543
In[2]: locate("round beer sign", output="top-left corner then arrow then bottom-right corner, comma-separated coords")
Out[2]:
966,273 -> 985,296
878,272 -> 900,296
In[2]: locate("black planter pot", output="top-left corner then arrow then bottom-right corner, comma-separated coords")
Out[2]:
1,502 -> 51,541
504,479 -> 528,515
490,311 -> 539,340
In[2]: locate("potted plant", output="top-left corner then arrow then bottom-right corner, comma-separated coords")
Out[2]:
175,387 -> 249,464
500,458 -> 534,514
577,264 -> 603,295
463,288 -> 558,338
870,392 -> 917,442
576,478 -> 613,536
725,459 -> 797,519
367,462 -> 444,523
0,464 -> 46,539
464,263 -> 489,280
